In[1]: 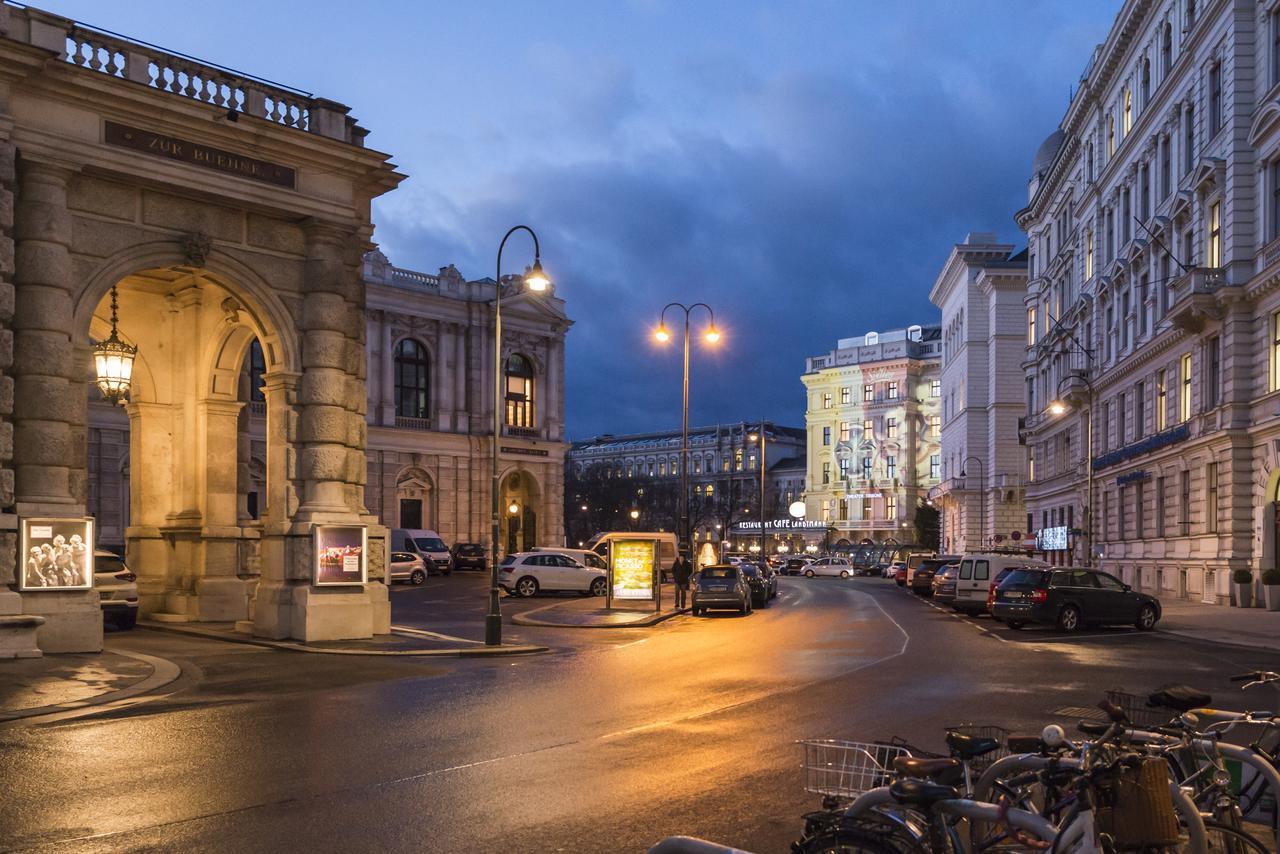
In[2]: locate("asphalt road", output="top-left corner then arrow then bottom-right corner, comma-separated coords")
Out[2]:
3,576 -> 1279,853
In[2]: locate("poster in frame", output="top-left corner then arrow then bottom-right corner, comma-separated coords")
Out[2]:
313,524 -> 368,587
19,517 -> 95,591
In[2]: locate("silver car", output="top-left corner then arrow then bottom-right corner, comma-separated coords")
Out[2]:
692,564 -> 752,616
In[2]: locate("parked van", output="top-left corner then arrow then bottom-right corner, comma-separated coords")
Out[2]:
903,552 -> 933,587
951,553 -> 1050,614
532,546 -> 608,571
587,531 -> 679,578
390,529 -> 452,575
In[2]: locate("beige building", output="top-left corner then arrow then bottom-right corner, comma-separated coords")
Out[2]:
801,326 -> 942,549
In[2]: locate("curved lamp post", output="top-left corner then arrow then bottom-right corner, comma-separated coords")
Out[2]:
748,422 -> 767,563
654,302 -> 719,559
959,455 -> 986,551
1049,373 -> 1096,566
486,225 -> 551,647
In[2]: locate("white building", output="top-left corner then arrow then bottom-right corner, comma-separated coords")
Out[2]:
928,233 -> 1030,554
1018,0 -> 1280,604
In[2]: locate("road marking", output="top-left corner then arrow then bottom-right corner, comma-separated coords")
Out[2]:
612,638 -> 650,650
391,625 -> 483,644
0,648 -> 183,728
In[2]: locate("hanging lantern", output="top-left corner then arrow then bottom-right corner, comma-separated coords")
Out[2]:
93,285 -> 136,405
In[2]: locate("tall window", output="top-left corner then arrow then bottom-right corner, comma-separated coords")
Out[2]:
822,462 -> 830,484
822,426 -> 831,446
1272,311 -> 1280,392
863,383 -> 874,402
1156,370 -> 1167,430
861,456 -> 872,480
1271,160 -> 1280,241
1208,62 -> 1222,136
1027,306 -> 1037,347
1179,353 -> 1192,422
1273,10 -> 1280,87
1117,391 -> 1127,445
1122,86 -> 1132,135
885,494 -> 898,520
930,379 -> 941,397
887,381 -> 899,399
839,457 -> 851,479
862,418 -> 873,437
246,339 -> 266,402
886,417 -> 899,439
1155,475 -> 1166,537
1205,335 -> 1221,409
840,386 -> 851,405
1135,480 -> 1145,539
1184,104 -> 1195,175
839,421 -> 852,442
1207,200 -> 1221,267
929,415 -> 941,438
734,448 -> 744,470
1134,381 -> 1145,440
886,456 -> 897,481
929,454 -> 941,480
394,338 -> 430,419
1141,58 -> 1151,106
1160,136 -> 1171,199
505,354 -> 535,428
1107,115 -> 1115,157
1161,23 -> 1173,76
1186,0 -> 1196,29
1180,470 -> 1191,535
821,392 -> 832,409
1206,461 -> 1218,533
1140,163 -> 1151,220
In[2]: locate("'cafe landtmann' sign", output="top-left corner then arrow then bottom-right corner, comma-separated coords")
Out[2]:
104,121 -> 296,189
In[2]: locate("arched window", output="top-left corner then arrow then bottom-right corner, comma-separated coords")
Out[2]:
394,339 -> 430,419
505,354 -> 535,428
246,339 -> 266,402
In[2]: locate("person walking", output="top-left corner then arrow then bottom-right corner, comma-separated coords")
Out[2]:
673,553 -> 692,609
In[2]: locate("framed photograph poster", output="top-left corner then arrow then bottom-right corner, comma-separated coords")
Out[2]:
313,525 -> 368,586
20,517 -> 95,591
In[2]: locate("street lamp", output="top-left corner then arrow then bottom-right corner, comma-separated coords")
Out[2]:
1050,373 -> 1097,566
93,284 -> 137,405
654,302 -> 719,560
487,225 -> 551,647
748,422 -> 768,564
959,455 -> 986,551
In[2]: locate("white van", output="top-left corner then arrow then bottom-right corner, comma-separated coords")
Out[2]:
587,531 -> 679,578
532,546 -> 608,571
952,553 -> 1050,614
390,529 -> 452,576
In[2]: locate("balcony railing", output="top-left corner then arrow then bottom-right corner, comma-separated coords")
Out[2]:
394,416 -> 431,431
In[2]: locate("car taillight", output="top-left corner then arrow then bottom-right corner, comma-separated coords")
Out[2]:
987,584 -> 996,606
1031,588 -> 1048,604
501,566 -> 514,574
114,571 -> 136,582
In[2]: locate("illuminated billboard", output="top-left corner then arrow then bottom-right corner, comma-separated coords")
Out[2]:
313,525 -> 368,586
610,538 -> 657,601
19,517 -> 95,591
1038,526 -> 1069,551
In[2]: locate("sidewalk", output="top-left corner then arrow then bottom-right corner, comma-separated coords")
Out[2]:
139,620 -> 547,656
512,586 -> 689,628
1158,598 -> 1280,651
0,647 -> 179,723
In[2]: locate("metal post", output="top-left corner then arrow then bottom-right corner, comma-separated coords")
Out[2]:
1085,388 -> 1094,568
759,418 -> 767,560
681,311 -> 690,556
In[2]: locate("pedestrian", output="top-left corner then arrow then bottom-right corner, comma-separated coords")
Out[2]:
673,553 -> 692,609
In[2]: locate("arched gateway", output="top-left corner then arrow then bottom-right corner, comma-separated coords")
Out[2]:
0,7 -> 403,652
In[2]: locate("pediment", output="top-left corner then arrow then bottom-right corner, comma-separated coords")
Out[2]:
1191,157 -> 1226,194
1249,99 -> 1280,147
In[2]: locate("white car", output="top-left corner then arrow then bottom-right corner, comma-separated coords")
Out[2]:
500,551 -> 608,597
531,546 -> 608,571
802,557 -> 854,578
94,549 -> 138,629
388,551 -> 428,585
885,561 -> 906,579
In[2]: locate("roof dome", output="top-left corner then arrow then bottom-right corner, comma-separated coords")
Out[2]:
1032,128 -> 1065,178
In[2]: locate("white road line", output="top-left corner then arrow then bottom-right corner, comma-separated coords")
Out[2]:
390,626 -> 483,644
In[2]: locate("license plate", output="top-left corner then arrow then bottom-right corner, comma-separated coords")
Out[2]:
706,584 -> 728,592
1003,591 -> 1026,600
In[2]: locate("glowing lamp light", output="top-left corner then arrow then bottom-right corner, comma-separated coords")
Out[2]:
1049,400 -> 1067,415
524,258 -> 551,292
93,284 -> 136,406
629,509 -> 640,520
654,325 -> 670,343
508,501 -> 520,516
789,501 -> 807,519
703,326 -> 721,344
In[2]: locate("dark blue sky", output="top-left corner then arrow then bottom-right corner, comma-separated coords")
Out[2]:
47,1 -> 1118,438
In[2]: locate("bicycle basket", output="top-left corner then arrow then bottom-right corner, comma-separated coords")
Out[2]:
799,739 -> 909,800
1104,689 -> 1172,729
1093,757 -> 1180,849
943,724 -> 1011,771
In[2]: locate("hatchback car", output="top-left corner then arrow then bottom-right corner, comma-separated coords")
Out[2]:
499,552 -> 608,597
910,557 -> 959,595
991,567 -> 1160,632
693,564 -> 752,615
803,557 -> 853,578
742,563 -> 778,607
94,549 -> 138,629
885,561 -> 906,579
931,564 -> 958,605
388,551 -> 428,585
451,542 -> 487,571
784,557 -> 810,576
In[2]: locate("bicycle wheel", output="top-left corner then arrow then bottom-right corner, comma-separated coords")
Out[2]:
1200,820 -> 1269,854
793,829 -> 920,854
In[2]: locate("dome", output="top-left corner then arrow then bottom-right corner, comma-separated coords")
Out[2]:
1032,128 -> 1065,178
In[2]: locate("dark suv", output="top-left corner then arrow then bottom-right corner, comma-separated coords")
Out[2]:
991,567 -> 1161,632
451,543 -> 487,571
910,556 -> 959,596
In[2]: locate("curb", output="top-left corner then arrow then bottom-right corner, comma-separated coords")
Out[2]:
138,621 -> 548,657
512,601 -> 689,629
1156,627 -> 1274,653
0,648 -> 182,726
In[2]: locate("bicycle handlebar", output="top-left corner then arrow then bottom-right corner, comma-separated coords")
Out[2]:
1231,672 -> 1262,682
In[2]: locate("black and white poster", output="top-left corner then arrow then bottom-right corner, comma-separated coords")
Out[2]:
313,525 -> 367,586
20,517 -> 95,591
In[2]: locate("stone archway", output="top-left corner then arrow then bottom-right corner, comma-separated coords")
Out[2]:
500,470 -> 541,555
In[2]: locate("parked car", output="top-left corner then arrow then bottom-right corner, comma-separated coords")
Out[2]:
990,567 -> 1161,632
903,553 -> 935,588
910,556 -> 959,595
985,566 -> 1018,613
932,564 -> 958,605
692,564 -> 752,615
784,557 -> 810,576
451,542 -> 487,571
532,546 -> 609,571
741,563 -> 777,607
952,554 -> 1050,614
802,557 -> 853,578
94,549 -> 138,629
390,528 -> 452,575
499,551 -> 608,597
894,564 -> 908,586
388,551 -> 429,585
885,561 -> 906,579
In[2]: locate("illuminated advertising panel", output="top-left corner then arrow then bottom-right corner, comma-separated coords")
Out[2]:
1038,526 -> 1069,551
313,525 -> 368,586
19,517 -> 94,591
610,538 -> 657,601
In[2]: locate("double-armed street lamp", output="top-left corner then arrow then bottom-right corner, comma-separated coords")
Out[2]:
486,226 -> 551,647
653,303 -> 720,559
959,455 -> 986,551
1049,373 -> 1097,567
748,422 -> 767,562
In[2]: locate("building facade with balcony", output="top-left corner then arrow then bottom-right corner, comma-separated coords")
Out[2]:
801,326 -> 942,549
1017,0 -> 1280,604
928,233 -> 1030,554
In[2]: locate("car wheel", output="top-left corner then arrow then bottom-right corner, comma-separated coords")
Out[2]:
1135,603 -> 1158,631
590,577 -> 607,597
1006,620 -> 1025,630
839,570 -> 849,578
515,576 -> 539,598
804,569 -> 815,578
1056,604 -> 1080,633
410,569 -> 426,585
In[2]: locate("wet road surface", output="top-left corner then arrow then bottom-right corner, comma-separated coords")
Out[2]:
3,576 -> 1278,853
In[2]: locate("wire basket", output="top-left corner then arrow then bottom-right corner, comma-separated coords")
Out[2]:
1105,689 -> 1173,729
799,739 -> 909,799
943,724 -> 1011,771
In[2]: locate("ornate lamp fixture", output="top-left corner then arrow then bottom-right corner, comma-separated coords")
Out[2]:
93,285 -> 136,405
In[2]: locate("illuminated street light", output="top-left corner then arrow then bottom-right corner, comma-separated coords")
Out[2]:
1049,400 -> 1067,416
704,325 -> 720,343
508,501 -> 520,516
654,325 -> 670,342
629,509 -> 640,520
524,258 -> 551,292
93,284 -> 137,406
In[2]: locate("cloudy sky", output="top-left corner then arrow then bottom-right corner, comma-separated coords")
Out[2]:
46,0 -> 1118,438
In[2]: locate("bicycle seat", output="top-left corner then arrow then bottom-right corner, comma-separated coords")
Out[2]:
946,731 -> 1000,759
1148,684 -> 1212,712
889,778 -> 959,806
1007,735 -> 1045,753
892,756 -> 961,779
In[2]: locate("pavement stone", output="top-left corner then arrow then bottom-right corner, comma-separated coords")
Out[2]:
0,649 -> 152,716
511,592 -> 688,628
1157,598 -> 1280,651
138,620 -> 547,656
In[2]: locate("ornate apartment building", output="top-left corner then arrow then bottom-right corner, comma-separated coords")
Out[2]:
928,234 -> 1030,554
801,326 -> 942,548
1019,0 -> 1280,604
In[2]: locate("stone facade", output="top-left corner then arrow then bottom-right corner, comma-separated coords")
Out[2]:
801,326 -> 942,547
928,233 -> 1030,554
1017,0 -> 1280,605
